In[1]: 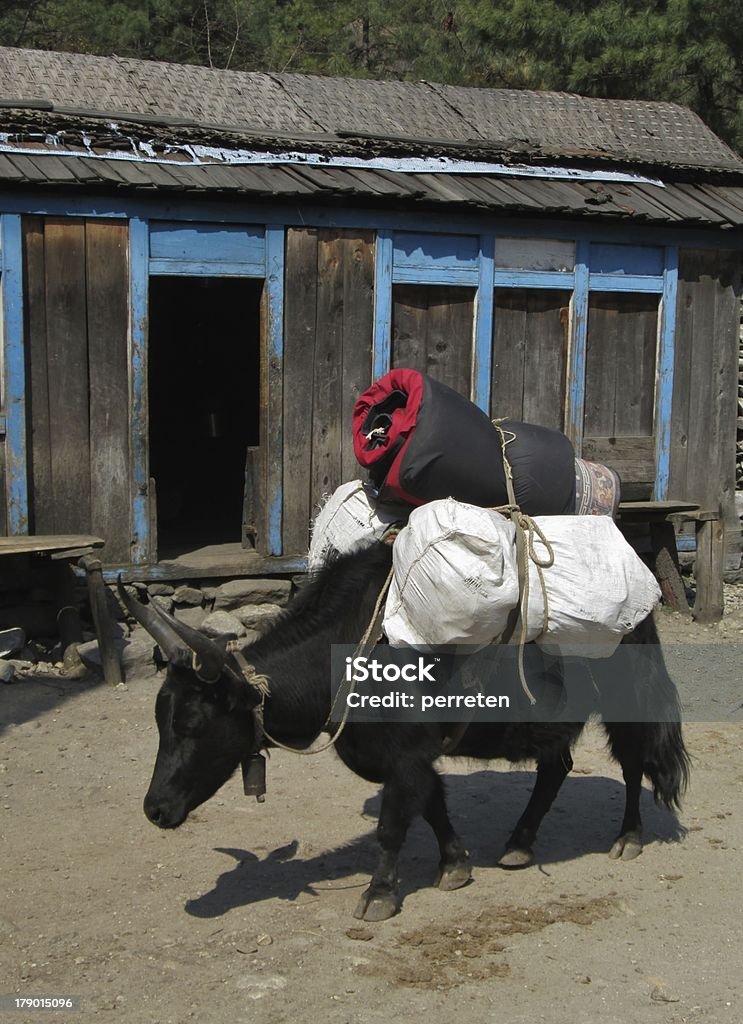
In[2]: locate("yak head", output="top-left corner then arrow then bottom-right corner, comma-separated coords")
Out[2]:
118,582 -> 262,829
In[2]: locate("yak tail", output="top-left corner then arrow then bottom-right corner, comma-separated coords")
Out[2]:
606,616 -> 691,810
643,718 -> 691,810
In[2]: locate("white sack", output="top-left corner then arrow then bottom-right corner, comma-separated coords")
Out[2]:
383,500 -> 661,658
383,500 -> 519,648
514,515 -> 661,657
308,480 -> 399,571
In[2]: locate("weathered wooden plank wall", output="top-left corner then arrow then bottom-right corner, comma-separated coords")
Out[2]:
670,249 -> 741,559
282,228 -> 374,555
22,216 -> 131,561
392,285 -> 473,395
86,220 -> 130,560
490,288 -> 569,428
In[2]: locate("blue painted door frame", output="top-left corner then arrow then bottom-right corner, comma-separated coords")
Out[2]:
133,219 -> 284,559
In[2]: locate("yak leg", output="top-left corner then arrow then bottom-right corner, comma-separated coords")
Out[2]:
354,775 -> 414,921
422,772 -> 472,892
605,723 -> 644,861
499,749 -> 573,868
354,764 -> 470,921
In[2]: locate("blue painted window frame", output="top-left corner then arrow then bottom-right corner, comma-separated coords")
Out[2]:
372,229 -> 676,500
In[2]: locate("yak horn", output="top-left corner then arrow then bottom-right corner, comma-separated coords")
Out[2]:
116,576 -> 186,661
142,599 -> 227,684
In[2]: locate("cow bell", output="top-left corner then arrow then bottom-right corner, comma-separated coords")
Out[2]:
241,754 -> 266,802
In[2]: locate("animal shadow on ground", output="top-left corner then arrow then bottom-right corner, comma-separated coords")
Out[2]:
185,770 -> 685,919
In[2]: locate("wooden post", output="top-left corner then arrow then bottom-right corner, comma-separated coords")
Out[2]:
693,519 -> 725,623
79,554 -> 123,685
649,521 -> 690,615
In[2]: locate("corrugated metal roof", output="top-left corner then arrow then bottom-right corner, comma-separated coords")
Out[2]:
0,44 -> 742,175
2,146 -> 743,227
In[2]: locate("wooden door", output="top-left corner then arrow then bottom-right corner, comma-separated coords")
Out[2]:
23,216 -> 131,562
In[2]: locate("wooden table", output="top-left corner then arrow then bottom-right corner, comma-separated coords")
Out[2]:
617,502 -> 723,622
0,535 -> 122,684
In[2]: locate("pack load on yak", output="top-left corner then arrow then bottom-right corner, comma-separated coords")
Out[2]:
310,367 -> 651,657
382,498 -> 660,656
307,479 -> 399,572
352,368 -> 577,513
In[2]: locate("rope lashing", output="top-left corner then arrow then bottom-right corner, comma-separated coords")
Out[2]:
228,566 -> 394,756
492,420 -> 555,707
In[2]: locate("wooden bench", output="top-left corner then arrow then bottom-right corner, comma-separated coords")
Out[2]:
617,502 -> 724,623
0,535 -> 123,685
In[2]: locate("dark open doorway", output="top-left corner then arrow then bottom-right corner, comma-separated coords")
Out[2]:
148,276 -> 262,559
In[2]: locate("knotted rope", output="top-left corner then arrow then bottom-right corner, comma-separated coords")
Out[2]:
491,421 -> 555,706
229,566 -> 394,756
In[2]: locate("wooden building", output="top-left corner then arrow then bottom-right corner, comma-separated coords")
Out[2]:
0,45 -> 741,590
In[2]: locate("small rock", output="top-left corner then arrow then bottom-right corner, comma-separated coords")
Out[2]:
0,661 -> 17,685
151,595 -> 174,614
234,604 -> 283,632
650,985 -> 680,1003
201,611 -> 245,639
214,579 -> 291,611
256,934 -> 273,946
174,586 -> 204,607
345,927 -> 374,942
147,583 -> 175,597
174,606 -> 207,629
76,636 -> 159,681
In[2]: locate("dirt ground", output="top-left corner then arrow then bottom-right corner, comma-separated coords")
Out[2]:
1,587 -> 742,1024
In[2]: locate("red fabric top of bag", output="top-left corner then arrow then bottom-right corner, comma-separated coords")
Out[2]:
352,368 -> 425,468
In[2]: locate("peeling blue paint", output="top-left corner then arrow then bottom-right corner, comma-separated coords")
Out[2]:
265,225 -> 285,556
472,234 -> 495,412
1,214 -> 28,534
654,247 -> 679,500
565,240 -> 590,451
129,216 -> 150,564
373,230 -> 393,380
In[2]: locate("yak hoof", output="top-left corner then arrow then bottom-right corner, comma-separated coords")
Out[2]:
353,887 -> 398,922
498,846 -> 534,869
436,857 -> 472,891
609,831 -> 643,861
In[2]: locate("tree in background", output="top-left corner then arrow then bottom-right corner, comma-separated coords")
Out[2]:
0,0 -> 741,151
